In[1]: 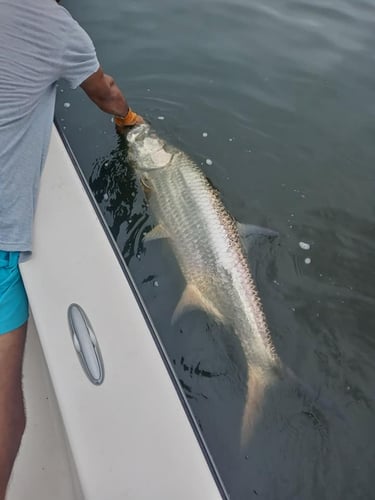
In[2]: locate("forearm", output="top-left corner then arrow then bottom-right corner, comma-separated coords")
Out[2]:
80,67 -> 144,128
81,68 -> 129,117
90,73 -> 129,116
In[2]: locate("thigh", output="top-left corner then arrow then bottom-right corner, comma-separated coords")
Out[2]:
0,251 -> 28,395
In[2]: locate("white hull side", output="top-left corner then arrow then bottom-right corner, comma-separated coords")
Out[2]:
8,313 -> 82,500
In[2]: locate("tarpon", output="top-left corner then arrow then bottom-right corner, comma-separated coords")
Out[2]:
127,123 -> 281,444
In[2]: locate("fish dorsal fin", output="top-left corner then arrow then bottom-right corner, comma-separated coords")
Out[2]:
237,223 -> 279,240
143,224 -> 170,242
237,223 -> 278,251
172,284 -> 225,325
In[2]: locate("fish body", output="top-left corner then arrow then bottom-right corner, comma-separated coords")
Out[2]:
127,124 -> 279,442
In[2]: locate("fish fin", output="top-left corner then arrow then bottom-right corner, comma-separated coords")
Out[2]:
140,175 -> 152,192
237,223 -> 279,254
172,284 -> 225,325
241,364 -> 348,448
237,223 -> 279,241
240,367 -> 267,448
143,224 -> 170,242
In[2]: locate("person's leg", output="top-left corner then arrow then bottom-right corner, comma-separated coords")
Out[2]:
0,251 -> 29,499
0,322 -> 27,500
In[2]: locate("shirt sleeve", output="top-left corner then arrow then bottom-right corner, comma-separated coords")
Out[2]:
60,18 -> 100,89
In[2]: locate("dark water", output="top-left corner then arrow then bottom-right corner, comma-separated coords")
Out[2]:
55,0 -> 375,498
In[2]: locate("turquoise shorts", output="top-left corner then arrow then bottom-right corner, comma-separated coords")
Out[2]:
0,251 -> 29,335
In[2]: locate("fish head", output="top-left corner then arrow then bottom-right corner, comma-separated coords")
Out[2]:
127,124 -> 173,171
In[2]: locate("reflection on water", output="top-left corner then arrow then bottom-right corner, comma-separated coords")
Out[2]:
56,0 -> 375,497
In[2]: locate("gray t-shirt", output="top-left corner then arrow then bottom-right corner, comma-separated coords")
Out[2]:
0,0 -> 99,252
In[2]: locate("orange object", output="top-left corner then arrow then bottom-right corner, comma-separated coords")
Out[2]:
114,109 -> 139,127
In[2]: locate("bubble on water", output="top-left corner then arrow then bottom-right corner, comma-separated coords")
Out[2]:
202,132 -> 208,137
228,138 -> 233,142
147,88 -> 151,92
60,89 -> 64,93
63,102 -> 71,108
157,116 -> 165,120
299,241 -> 310,250
304,257 -> 311,264
103,193 -> 109,201
206,158 -> 213,166
136,253 -> 141,260
153,280 -> 159,287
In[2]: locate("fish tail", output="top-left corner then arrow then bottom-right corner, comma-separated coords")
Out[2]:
240,367 -> 268,448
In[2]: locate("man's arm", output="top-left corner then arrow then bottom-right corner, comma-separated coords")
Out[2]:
80,66 -> 130,116
80,66 -> 144,129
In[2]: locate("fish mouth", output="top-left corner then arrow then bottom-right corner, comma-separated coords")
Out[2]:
127,123 -> 151,144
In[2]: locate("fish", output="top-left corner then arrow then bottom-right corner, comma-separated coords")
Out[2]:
126,123 -> 281,445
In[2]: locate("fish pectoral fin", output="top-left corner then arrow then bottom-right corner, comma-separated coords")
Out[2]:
140,175 -> 152,193
143,224 -> 170,242
171,284 -> 225,325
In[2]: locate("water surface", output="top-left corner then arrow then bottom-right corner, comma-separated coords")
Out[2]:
56,1 -> 375,498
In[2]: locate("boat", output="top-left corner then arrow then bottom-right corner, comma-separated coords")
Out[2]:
7,125 -> 227,499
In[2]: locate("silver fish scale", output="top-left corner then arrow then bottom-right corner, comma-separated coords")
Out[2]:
142,149 -> 276,370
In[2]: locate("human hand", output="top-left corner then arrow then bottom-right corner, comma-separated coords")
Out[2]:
114,109 -> 144,132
